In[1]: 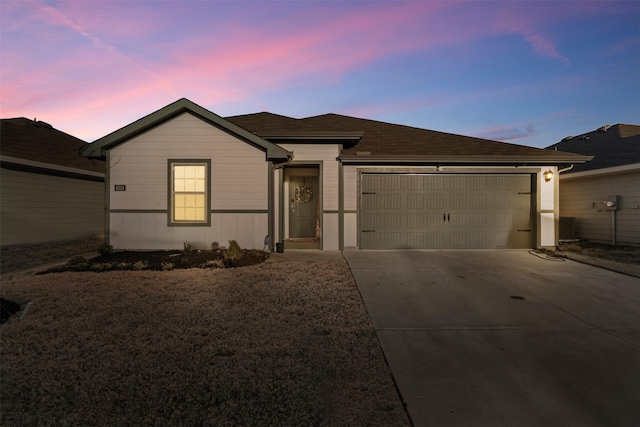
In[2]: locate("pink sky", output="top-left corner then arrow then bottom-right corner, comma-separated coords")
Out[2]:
1,1 -> 638,147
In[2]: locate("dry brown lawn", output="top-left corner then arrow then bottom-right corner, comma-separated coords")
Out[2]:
1,260 -> 410,426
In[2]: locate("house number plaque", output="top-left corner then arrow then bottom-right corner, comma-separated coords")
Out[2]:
114,185 -> 126,191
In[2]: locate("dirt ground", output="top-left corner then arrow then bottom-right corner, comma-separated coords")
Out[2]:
0,259 -> 410,426
552,240 -> 640,278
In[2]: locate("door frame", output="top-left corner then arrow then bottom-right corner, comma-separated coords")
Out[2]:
281,162 -> 323,249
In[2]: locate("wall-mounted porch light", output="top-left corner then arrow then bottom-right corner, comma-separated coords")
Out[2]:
543,170 -> 554,182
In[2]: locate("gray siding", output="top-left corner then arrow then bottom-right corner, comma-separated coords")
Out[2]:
559,170 -> 640,245
1,168 -> 104,246
108,113 -> 270,250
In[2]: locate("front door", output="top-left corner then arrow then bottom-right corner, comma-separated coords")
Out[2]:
289,175 -> 319,238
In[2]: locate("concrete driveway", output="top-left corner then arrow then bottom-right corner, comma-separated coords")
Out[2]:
343,250 -> 640,427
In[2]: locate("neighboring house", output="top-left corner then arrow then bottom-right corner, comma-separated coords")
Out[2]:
546,124 -> 640,246
0,118 -> 105,246
82,98 -> 590,251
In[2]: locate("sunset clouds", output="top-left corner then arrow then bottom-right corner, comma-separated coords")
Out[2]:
1,0 -> 638,147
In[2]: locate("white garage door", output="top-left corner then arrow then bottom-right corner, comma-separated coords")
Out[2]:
360,174 -> 532,249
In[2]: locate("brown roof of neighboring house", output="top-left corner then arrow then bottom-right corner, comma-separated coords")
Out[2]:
229,111 -> 590,165
1,117 -> 105,173
546,124 -> 640,173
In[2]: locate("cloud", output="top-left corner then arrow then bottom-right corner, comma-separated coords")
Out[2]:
166,1 -> 453,95
493,7 -> 570,65
474,123 -> 537,142
1,0 -> 636,144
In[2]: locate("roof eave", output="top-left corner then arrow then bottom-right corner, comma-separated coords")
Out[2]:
339,154 -> 593,165
261,132 -> 363,146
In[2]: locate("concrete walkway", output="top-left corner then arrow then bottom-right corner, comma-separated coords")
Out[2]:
343,250 -> 640,427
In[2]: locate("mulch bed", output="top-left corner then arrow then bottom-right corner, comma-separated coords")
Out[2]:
39,249 -> 269,273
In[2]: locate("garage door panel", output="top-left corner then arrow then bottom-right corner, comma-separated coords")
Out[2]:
468,194 -> 487,209
451,212 -> 487,228
490,231 -> 509,247
360,173 -> 532,249
362,194 -> 402,210
362,212 -> 403,229
363,174 -> 402,190
361,231 -> 402,248
408,232 -> 446,248
408,213 -> 443,228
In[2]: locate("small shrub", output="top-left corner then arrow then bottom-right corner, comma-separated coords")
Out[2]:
227,240 -> 242,260
183,242 -> 193,255
91,263 -> 112,272
202,259 -> 225,269
97,242 -> 113,257
132,261 -> 149,271
116,262 -> 130,270
161,262 -> 174,271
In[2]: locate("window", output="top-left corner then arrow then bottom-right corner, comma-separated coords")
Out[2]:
169,160 -> 210,225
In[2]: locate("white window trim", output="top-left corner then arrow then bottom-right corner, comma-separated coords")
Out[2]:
168,159 -> 211,226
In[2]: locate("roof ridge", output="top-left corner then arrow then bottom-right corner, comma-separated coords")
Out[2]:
226,111 -> 299,121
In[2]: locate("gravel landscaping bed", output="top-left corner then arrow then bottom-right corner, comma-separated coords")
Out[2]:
0,261 -> 410,426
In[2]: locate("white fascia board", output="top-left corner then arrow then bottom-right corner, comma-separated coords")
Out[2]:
560,163 -> 640,180
339,155 -> 586,164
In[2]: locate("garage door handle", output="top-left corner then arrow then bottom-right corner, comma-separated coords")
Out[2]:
443,213 -> 450,222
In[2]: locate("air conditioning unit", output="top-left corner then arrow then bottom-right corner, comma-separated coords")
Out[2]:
559,217 -> 576,240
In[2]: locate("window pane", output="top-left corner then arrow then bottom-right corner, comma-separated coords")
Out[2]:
172,163 -> 207,223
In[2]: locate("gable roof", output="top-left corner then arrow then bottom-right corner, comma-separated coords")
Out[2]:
82,99 -> 291,162
0,118 -> 105,173
546,124 -> 640,173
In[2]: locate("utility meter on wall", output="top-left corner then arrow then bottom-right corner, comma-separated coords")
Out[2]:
603,195 -> 619,211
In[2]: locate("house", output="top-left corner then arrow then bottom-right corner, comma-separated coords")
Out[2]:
546,124 -> 640,246
81,98 -> 590,251
0,118 -> 105,246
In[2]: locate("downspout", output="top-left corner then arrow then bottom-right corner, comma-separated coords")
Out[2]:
104,150 -> 111,245
612,209 -> 617,246
268,161 -> 274,252
558,164 -> 574,174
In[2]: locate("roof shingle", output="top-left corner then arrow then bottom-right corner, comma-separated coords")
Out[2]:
1,118 -> 105,173
228,111 -> 590,164
546,124 -> 640,173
